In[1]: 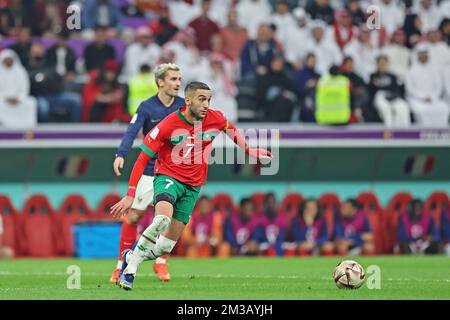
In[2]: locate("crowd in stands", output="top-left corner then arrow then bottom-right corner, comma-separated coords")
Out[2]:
0,0 -> 450,128
1,191 -> 449,258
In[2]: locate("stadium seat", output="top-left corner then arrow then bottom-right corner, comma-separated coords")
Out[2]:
385,192 -> 413,253
94,193 -> 122,221
278,193 -> 303,220
58,194 -> 94,256
22,194 -> 59,257
250,192 -> 266,212
424,191 -> 450,228
0,195 -> 19,256
318,193 -> 341,239
210,193 -> 238,217
356,192 -> 386,254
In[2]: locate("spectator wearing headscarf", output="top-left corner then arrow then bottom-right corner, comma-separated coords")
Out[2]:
332,8 -> 357,50
236,0 -> 272,40
413,0 -> 442,34
197,53 -> 238,122
381,29 -> 411,83
293,53 -> 321,122
0,49 -> 37,128
426,29 -> 450,66
376,0 -> 405,37
344,26 -> 380,83
121,26 -> 161,83
284,7 -> 310,70
302,20 -> 342,76
403,13 -> 423,48
405,43 -> 449,127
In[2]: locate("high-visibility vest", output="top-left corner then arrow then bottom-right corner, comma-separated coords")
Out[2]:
128,72 -> 159,115
315,75 -> 351,124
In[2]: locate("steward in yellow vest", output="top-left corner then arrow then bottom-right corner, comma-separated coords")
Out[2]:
315,67 -> 351,125
127,64 -> 159,115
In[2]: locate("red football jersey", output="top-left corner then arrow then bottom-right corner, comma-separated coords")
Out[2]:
140,106 -> 228,186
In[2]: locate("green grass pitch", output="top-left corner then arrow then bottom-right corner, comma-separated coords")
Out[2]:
1,256 -> 449,300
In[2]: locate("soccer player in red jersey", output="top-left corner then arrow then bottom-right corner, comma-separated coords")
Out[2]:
109,63 -> 184,283
110,81 -> 272,290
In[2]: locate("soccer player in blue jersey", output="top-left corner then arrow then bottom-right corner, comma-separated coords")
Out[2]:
110,63 -> 184,283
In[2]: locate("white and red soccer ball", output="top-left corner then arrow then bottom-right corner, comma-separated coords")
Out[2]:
333,260 -> 365,289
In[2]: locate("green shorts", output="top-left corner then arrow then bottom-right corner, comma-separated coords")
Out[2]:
152,174 -> 201,224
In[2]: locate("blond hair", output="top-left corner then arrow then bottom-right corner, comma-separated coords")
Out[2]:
153,63 -> 180,87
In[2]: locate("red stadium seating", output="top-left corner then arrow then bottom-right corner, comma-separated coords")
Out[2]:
424,191 -> 450,228
0,195 -> 19,256
210,193 -> 238,216
385,192 -> 413,253
356,192 -> 386,253
318,193 -> 341,238
278,193 -> 303,219
58,194 -> 93,256
94,193 -> 122,220
250,192 -> 266,212
22,194 -> 59,257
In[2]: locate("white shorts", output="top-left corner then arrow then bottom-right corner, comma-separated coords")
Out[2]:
131,175 -> 154,211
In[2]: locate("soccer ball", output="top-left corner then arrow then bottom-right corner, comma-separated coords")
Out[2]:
333,260 -> 365,289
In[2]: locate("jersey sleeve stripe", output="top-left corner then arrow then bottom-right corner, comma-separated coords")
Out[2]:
140,144 -> 157,158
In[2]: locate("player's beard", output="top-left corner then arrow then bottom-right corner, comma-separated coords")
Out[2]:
188,106 -> 205,121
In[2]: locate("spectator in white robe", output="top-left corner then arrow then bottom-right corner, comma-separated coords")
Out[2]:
426,29 -> 450,66
271,0 -> 297,50
236,0 -> 272,39
405,43 -> 449,127
344,26 -> 380,83
381,29 -> 411,83
284,7 -> 310,70
168,0 -> 201,30
163,28 -> 201,85
375,0 -> 405,37
197,53 -> 238,122
413,0 -> 442,33
0,49 -> 37,128
120,26 -> 161,83
302,20 -> 342,76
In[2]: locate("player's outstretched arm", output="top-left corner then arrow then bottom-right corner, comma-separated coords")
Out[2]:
224,121 -> 272,160
110,151 -> 151,218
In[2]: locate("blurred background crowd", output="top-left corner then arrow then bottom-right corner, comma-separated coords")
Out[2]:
2,191 -> 449,259
0,0 -> 450,127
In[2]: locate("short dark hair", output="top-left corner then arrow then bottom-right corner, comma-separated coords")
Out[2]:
185,81 -> 211,96
140,64 -> 151,73
345,198 -> 360,209
376,54 -> 389,63
240,197 -> 253,207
